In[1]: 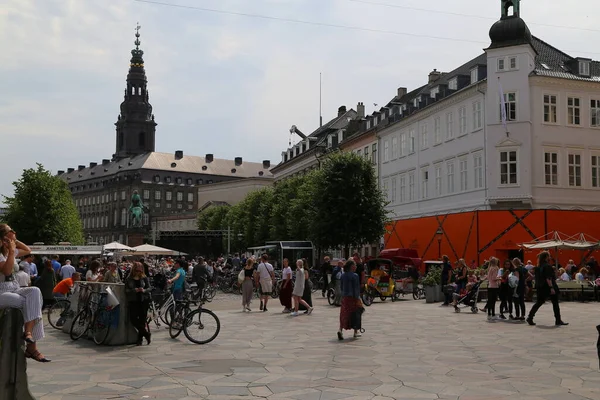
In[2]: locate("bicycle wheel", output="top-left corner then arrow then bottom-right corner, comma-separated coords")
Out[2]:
48,300 -> 71,330
169,305 -> 190,339
164,304 -> 176,327
70,309 -> 91,340
183,309 -> 220,345
92,308 -> 112,345
205,285 -> 216,301
327,289 -> 335,305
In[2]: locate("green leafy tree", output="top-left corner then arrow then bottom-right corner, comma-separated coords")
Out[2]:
309,152 -> 388,251
197,205 -> 229,231
3,164 -> 84,245
269,176 -> 310,240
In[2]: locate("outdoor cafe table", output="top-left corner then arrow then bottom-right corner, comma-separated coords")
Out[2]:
61,282 -> 139,345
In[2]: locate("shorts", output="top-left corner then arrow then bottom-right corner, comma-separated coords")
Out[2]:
260,279 -> 273,295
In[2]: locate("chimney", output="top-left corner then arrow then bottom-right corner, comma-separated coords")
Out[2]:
397,87 -> 407,98
338,105 -> 347,117
356,102 -> 365,118
205,154 -> 213,163
428,69 -> 442,83
262,160 -> 271,169
78,165 -> 85,171
102,159 -> 110,165
67,168 -> 75,173
57,170 -> 65,175
234,157 -> 243,166
89,162 -> 97,168
175,150 -> 183,159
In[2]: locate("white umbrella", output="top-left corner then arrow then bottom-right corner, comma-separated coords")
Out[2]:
128,244 -> 178,256
103,242 -> 136,252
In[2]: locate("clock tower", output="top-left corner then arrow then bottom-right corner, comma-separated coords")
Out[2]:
114,24 -> 157,160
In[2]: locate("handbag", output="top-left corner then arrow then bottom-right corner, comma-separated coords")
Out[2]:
238,269 -> 245,284
105,287 -> 120,309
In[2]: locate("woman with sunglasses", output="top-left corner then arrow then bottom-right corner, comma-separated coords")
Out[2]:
125,261 -> 152,345
0,224 -> 49,362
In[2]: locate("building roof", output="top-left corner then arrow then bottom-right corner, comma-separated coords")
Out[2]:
60,151 -> 273,184
531,37 -> 600,82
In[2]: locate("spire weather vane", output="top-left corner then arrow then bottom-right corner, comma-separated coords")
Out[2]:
135,23 -> 141,50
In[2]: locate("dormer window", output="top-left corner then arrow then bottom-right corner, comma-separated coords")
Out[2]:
413,98 -> 419,107
448,78 -> 457,90
402,104 -> 407,111
470,68 -> 478,84
579,60 -> 591,76
430,86 -> 439,98
366,119 -> 371,129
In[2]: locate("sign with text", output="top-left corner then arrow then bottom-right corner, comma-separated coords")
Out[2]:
28,245 -> 103,255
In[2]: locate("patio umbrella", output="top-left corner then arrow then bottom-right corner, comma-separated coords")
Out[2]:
103,242 -> 136,252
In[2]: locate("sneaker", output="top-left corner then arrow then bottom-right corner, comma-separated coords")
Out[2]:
353,332 -> 362,338
526,318 -> 536,326
509,314 -> 514,320
282,308 -> 291,313
487,315 -> 492,321
307,307 -> 314,315
242,306 -> 246,312
259,301 -> 264,311
337,331 -> 343,340
246,307 -> 251,312
263,307 -> 268,312
555,321 -> 569,326
291,311 -> 299,317
499,314 -> 507,320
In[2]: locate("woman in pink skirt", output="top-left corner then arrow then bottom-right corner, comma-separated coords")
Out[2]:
338,259 -> 363,340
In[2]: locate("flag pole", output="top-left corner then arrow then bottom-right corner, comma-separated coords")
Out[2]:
498,77 -> 509,137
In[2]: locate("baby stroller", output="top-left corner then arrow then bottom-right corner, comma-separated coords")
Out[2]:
453,281 -> 481,313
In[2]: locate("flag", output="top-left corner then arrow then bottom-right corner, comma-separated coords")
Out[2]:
498,77 -> 507,130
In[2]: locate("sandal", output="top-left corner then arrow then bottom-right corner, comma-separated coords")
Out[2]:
23,332 -> 35,344
24,349 -> 51,363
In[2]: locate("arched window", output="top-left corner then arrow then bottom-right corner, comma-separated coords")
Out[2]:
137,87 -> 141,95
131,86 -> 135,95
114,209 -> 118,226
139,132 -> 145,147
121,208 -> 127,226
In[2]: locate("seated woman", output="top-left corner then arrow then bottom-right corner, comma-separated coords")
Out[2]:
0,224 -> 49,362
558,268 -> 571,282
575,267 -> 588,282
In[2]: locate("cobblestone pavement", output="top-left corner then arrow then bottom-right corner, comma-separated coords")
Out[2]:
28,295 -> 600,400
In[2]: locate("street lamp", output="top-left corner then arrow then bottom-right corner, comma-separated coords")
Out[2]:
435,228 -> 444,259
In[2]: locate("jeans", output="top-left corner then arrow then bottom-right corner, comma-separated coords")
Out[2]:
486,288 -> 498,316
514,287 -> 526,318
499,288 -> 513,316
128,301 -> 149,341
322,272 -> 329,295
528,290 -> 562,323
173,288 -> 183,301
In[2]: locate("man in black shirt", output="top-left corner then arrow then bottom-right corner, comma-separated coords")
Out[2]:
192,259 -> 210,300
320,256 -> 332,297
441,255 -> 453,306
527,251 -> 568,326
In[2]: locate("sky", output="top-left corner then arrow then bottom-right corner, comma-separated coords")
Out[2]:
1,0 -> 600,204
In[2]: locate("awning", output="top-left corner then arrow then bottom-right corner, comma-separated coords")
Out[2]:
121,244 -> 183,256
520,231 -> 600,250
103,242 -> 136,252
29,245 -> 103,255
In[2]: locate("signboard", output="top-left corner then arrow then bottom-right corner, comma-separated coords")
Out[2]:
28,245 -> 103,255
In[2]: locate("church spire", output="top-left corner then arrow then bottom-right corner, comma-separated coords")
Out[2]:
114,23 -> 157,160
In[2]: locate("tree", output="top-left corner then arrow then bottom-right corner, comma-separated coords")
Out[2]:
197,205 -> 229,231
309,152 -> 388,251
3,164 -> 84,245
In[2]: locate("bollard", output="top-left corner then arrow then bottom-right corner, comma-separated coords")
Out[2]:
0,309 -> 35,400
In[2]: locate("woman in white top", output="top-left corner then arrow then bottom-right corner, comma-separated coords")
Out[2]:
291,259 -> 313,317
278,258 -> 293,313
575,267 -> 588,282
85,261 -> 102,282
558,268 -> 570,282
0,224 -> 49,362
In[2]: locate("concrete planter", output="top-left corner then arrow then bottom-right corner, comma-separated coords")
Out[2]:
425,286 -> 437,303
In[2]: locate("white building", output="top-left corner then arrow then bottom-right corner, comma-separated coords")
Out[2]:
378,0 -> 600,221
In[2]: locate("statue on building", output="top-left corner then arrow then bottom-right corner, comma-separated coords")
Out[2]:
129,190 -> 145,228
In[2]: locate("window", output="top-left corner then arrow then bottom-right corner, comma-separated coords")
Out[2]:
371,144 -> 377,165
591,99 -> 600,127
113,192 -> 117,201
399,175 -> 406,203
447,161 -> 455,194
154,190 -> 161,200
400,133 -> 406,156
357,149 -> 362,157
472,101 -> 482,130
153,175 -> 160,182
421,169 -> 428,199
446,112 -> 454,139
430,87 -> 439,99
143,189 -> 150,199
474,154 -> 483,189
592,155 -> 600,188
509,57 -> 517,69
391,177 -> 397,203
155,203 -> 161,208
187,193 -> 193,202
364,146 -> 369,161
420,123 -> 428,149
459,106 -> 467,135
544,152 -> 558,186
382,179 -> 389,200
383,140 -> 389,162
567,97 -> 581,125
408,172 -> 415,201
470,68 -> 478,84
544,95 -> 557,123
92,196 -> 95,205
121,208 -> 127,226
579,61 -> 591,76
500,150 -> 518,185
121,191 -> 126,200
434,117 -> 441,144
114,209 -> 117,226
176,177 -> 182,184
501,92 -> 517,122
391,136 -> 398,159
166,203 -> 172,209
459,158 -> 468,191
448,78 -> 457,90
177,191 -> 183,201
435,165 -> 442,196
166,191 -> 172,201
498,58 -> 505,71
143,214 -> 149,226
366,120 -> 371,130
409,129 -> 415,153
568,153 -> 582,187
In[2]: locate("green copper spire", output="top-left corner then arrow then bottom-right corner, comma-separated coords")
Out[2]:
501,0 -> 520,19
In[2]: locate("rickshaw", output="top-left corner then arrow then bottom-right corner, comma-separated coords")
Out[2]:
361,258 -> 405,306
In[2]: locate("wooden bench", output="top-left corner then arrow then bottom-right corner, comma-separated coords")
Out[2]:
0,309 -> 35,400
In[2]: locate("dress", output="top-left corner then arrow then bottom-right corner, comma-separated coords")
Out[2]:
292,268 -> 305,297
0,252 -> 44,341
339,272 -> 360,330
241,268 -> 254,306
300,269 -> 313,311
279,266 -> 293,309
36,267 -> 57,306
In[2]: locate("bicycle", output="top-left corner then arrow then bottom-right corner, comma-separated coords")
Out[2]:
168,299 -> 193,339
182,299 -> 220,345
413,283 -> 426,300
146,289 -> 177,329
69,290 -> 115,345
48,295 -> 72,330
